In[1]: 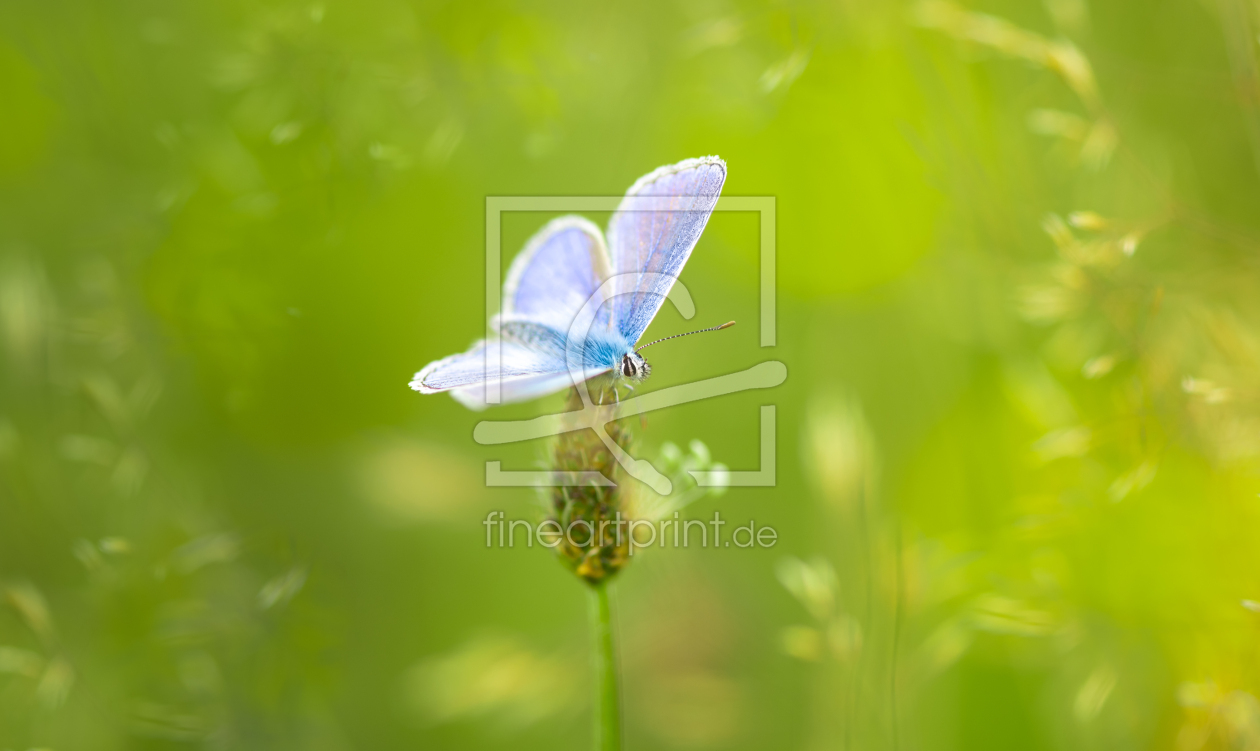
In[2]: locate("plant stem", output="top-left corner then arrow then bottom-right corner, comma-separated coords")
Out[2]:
588,581 -> 622,751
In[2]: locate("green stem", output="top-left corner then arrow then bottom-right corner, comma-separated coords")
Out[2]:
588,581 -> 622,751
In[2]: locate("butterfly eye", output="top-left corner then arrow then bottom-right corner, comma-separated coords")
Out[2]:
621,356 -> 636,378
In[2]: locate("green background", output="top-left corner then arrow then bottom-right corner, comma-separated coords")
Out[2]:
3,0 -> 1260,749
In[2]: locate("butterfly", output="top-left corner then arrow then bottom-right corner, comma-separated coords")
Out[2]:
411,155 -> 730,410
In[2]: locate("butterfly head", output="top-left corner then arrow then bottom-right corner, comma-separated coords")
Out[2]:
620,352 -> 651,381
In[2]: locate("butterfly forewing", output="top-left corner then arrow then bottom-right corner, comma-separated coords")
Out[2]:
411,340 -> 557,392
502,216 -> 613,332
606,156 -> 727,345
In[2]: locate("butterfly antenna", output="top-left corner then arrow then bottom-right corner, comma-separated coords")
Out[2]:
635,321 -> 735,353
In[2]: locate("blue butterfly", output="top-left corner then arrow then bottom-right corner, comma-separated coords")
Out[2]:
411,155 -> 729,409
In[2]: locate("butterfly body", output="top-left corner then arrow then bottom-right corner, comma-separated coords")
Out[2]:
411,156 -> 727,409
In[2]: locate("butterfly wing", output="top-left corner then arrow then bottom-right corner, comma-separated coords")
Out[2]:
502,215 -> 613,332
411,339 -> 559,393
409,336 -> 613,410
606,156 -> 727,345
412,218 -> 617,408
